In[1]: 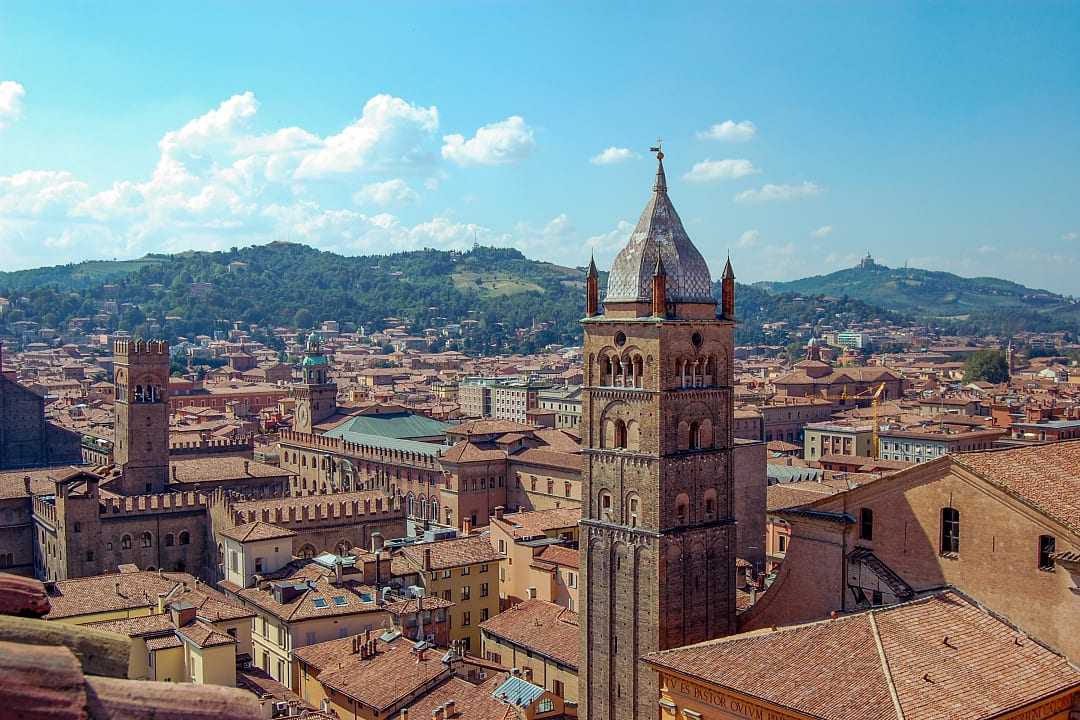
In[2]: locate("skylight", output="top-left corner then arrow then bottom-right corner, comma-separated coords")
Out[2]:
313,597 -> 328,609
332,596 -> 347,607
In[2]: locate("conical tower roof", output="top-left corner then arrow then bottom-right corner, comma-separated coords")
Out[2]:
604,153 -> 714,304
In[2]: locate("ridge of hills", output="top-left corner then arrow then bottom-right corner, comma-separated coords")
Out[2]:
0,243 -> 1075,352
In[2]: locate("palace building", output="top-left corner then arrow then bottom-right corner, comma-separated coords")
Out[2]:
578,151 -> 739,720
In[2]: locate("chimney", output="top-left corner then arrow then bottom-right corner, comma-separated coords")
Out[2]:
423,548 -> 432,572
352,635 -> 360,655
432,707 -> 445,720
400,710 -> 408,720
114,581 -> 121,595
156,592 -> 167,614
171,465 -> 177,481
494,506 -> 504,520
444,700 -> 456,717
334,560 -> 343,586
23,476 -> 31,496
244,460 -> 250,475
462,517 -> 472,536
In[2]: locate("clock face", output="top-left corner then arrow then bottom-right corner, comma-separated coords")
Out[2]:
296,406 -> 309,427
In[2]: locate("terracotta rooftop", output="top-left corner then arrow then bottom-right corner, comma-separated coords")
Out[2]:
767,481 -> 846,513
644,589 -> 1080,720
45,570 -> 247,621
952,440 -> 1080,534
446,419 -> 536,436
493,507 -> 581,540
401,535 -> 504,571
176,620 -> 237,648
478,599 -> 579,669
218,520 -> 297,543
402,674 -> 514,720
294,634 -> 450,712
441,440 -> 507,463
510,446 -> 582,471
169,456 -> 287,484
234,571 -> 384,623
534,544 -> 579,570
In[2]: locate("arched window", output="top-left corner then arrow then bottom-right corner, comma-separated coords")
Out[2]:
633,355 -> 644,388
703,489 -> 717,520
141,532 -> 152,548
134,385 -> 144,402
940,508 -> 959,555
298,544 -> 317,559
431,499 -> 439,523
860,508 -> 874,541
614,420 -> 627,449
688,421 -> 701,450
677,419 -> 690,450
179,530 -> 191,546
120,534 -> 132,550
675,493 -> 690,525
699,418 -> 713,449
336,540 -> 351,555
598,490 -> 613,522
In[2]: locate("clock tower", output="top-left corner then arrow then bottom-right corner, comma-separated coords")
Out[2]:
578,151 -> 738,720
292,332 -> 337,434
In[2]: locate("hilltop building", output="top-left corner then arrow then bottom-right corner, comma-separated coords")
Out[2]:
578,151 -> 738,720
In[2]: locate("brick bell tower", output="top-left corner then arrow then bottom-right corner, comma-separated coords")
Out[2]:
113,339 -> 170,495
578,148 -> 737,720
292,332 -> 337,434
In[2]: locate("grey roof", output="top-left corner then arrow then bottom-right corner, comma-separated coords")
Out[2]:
320,428 -> 443,457
604,158 -> 714,304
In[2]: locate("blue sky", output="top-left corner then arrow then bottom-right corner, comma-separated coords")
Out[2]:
1,2 -> 1079,293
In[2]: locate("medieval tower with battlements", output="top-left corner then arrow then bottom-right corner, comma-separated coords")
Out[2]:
113,339 -> 171,495
578,151 -> 738,720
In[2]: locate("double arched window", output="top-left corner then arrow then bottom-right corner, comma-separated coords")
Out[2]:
178,530 -> 191,546
140,532 -> 152,548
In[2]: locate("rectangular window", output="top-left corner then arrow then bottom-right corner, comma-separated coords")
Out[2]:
480,582 -> 489,597
1038,535 -> 1056,571
462,612 -> 471,626
229,551 -> 238,573
480,608 -> 489,622
461,566 -> 470,576
479,563 -> 488,573
859,508 -> 873,541
941,507 -> 960,555
461,585 -> 471,601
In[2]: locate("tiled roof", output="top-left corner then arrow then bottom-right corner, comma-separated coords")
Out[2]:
952,440 -> 1080,534
402,675 -> 514,720
383,595 -> 455,615
766,481 -> 844,513
493,507 -> 581,540
218,521 -> 297,543
478,599 -> 579,669
440,440 -> 506,463
534,544 -> 579,570
235,572 -> 383,623
645,590 -> 1080,720
45,571 -> 189,619
401,535 -> 504,572
145,634 -> 183,651
177,620 -> 237,648
447,420 -> 536,436
168,456 -> 287,484
86,613 -> 175,637
294,635 -> 450,712
0,466 -> 77,498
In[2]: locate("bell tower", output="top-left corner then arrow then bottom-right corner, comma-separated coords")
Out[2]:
292,332 -> 337,434
578,150 -> 737,720
113,339 -> 170,495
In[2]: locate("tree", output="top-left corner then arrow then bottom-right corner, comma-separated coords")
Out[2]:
962,349 -> 1010,384
293,308 -> 314,330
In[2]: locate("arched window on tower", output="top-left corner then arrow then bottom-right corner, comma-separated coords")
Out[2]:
626,420 -> 640,451
688,421 -> 701,450
614,420 -> 627,449
703,488 -> 717,520
633,355 -> 644,388
675,493 -> 690,525
121,534 -> 132,550
134,385 -> 144,402
179,530 -> 190,546
626,492 -> 641,528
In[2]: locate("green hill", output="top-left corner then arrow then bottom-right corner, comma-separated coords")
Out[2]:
756,258 -> 1080,336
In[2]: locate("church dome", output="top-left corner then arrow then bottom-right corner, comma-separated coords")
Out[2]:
604,155 -> 714,304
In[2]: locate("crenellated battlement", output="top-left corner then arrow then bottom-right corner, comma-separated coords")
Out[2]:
32,494 -> 58,527
114,339 -> 170,359
279,429 -> 440,470
98,490 -> 204,517
169,435 -> 254,457
232,495 -> 397,528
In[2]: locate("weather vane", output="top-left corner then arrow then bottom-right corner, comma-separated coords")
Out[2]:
650,137 -> 664,160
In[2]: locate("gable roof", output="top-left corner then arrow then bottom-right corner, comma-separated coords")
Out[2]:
645,589 -> 1080,720
219,521 -> 297,544
478,599 -> 579,669
951,440 -> 1080,535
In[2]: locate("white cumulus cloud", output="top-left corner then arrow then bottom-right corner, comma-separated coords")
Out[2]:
735,181 -> 824,203
811,225 -> 833,238
737,229 -> 760,248
441,116 -> 535,167
697,120 -> 757,142
353,179 -> 419,207
590,147 -> 637,165
683,159 -> 759,183
0,81 -> 25,129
